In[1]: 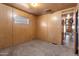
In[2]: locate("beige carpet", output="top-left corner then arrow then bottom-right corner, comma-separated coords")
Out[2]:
0,39 -> 78,56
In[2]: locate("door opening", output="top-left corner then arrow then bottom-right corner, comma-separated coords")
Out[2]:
62,13 -> 74,48
62,11 -> 78,55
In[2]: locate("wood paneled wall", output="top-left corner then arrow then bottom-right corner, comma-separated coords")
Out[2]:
37,11 -> 62,44
0,4 -> 13,48
48,12 -> 62,44
0,4 -> 36,48
36,15 -> 48,41
13,8 -> 36,45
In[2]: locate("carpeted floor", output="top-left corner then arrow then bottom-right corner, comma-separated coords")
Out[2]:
0,39 -> 78,56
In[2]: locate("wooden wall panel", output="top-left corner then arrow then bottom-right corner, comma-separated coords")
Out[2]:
48,12 -> 62,44
0,4 -> 13,48
37,15 -> 48,41
13,8 -> 36,45
37,12 -> 62,44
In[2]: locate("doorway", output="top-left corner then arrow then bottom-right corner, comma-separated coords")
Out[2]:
62,10 -> 78,54
62,12 -> 75,48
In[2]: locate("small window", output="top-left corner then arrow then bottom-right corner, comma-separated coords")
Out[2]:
14,16 -> 30,24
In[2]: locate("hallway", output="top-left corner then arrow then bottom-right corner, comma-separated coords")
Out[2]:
0,40 -> 77,56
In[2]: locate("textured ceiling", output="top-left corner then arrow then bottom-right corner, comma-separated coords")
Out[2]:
5,3 -> 77,15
